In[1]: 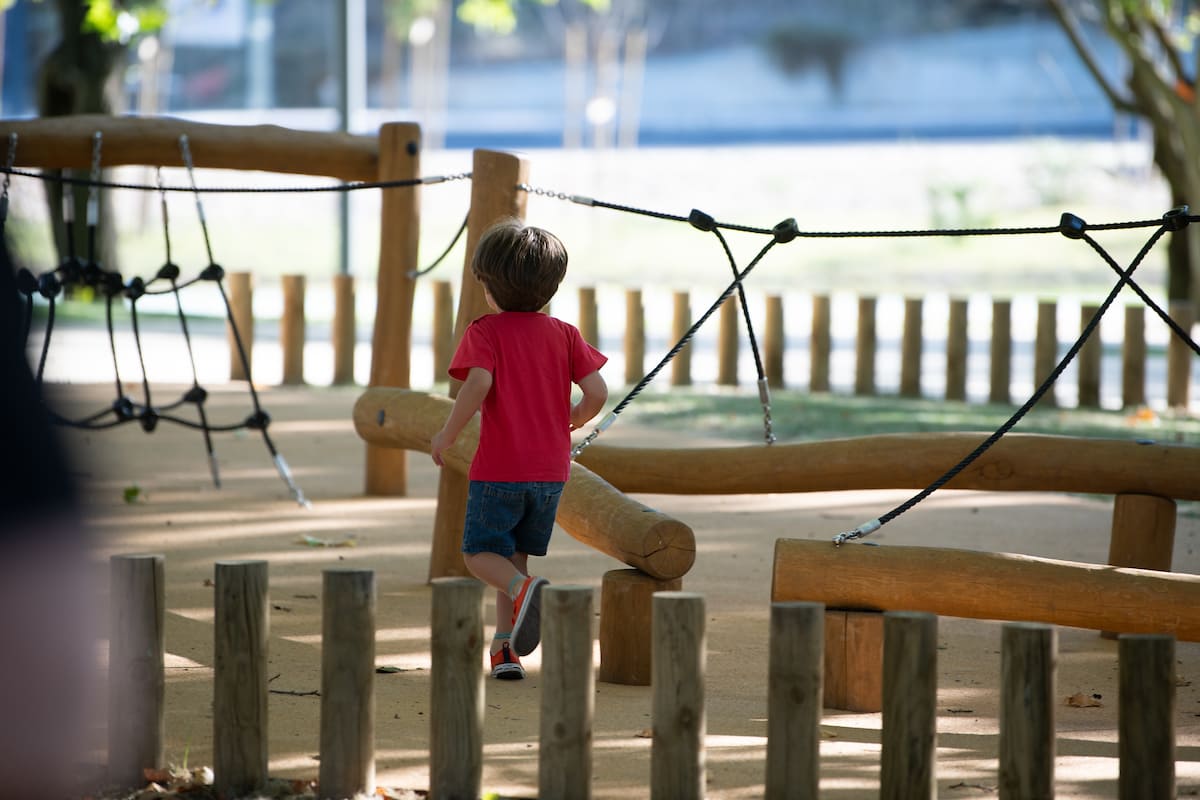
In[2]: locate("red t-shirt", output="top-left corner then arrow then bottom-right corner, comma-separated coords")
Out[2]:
449,312 -> 607,482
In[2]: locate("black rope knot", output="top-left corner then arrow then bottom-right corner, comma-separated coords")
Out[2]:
1163,205 -> 1190,231
688,208 -> 717,232
157,262 -> 180,281
112,396 -> 135,421
139,408 -> 159,433
15,268 -> 37,295
124,276 -> 146,301
245,410 -> 271,430
183,385 -> 207,404
101,269 -> 124,297
200,263 -> 225,281
772,218 -> 800,244
1058,212 -> 1087,240
37,272 -> 61,299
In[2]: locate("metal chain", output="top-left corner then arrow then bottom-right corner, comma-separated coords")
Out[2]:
516,183 -> 596,206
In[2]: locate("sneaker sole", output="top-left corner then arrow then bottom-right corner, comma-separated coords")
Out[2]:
491,663 -> 525,680
512,576 -> 548,657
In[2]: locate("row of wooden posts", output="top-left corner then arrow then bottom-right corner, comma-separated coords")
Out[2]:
109,554 -> 1179,799
228,272 -> 1196,409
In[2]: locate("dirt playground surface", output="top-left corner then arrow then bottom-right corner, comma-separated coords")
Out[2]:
56,381 -> 1200,798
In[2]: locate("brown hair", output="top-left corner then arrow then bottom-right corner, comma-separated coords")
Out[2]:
470,218 -> 567,312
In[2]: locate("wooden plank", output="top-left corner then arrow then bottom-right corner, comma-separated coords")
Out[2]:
0,114 -> 379,180
772,539 -> 1200,641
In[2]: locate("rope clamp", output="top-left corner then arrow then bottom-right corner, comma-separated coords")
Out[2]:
833,518 -> 881,546
688,208 -> 717,232
1163,205 -> 1191,232
1058,212 -> 1087,240
772,217 -> 799,244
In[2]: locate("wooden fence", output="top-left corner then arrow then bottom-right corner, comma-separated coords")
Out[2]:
107,556 -> 1181,798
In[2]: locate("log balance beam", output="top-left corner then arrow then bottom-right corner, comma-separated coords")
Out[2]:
353,388 -> 695,582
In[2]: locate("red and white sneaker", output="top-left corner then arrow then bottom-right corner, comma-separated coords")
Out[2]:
490,641 -> 525,680
510,575 -> 549,657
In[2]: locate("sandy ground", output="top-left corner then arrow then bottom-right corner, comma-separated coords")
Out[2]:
52,380 -> 1200,799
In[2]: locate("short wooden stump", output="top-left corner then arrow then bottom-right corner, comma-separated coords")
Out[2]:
599,568 -> 682,685
824,608 -> 884,712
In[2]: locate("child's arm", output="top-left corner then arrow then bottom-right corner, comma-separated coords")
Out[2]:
570,370 -> 608,430
430,367 -> 493,466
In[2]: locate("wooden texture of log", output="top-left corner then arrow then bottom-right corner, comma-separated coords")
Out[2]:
539,586 -> 595,798
354,388 -> 695,580
1122,305 -> 1146,408
1119,634 -> 1176,798
765,602 -> 822,799
429,578 -> 483,800
854,296 -> 876,395
900,297 -> 922,398
280,274 -> 306,386
880,612 -> 937,799
626,288 -> 646,386
990,299 -> 1012,405
999,623 -> 1056,798
772,539 -> 1200,641
599,569 -> 682,685
319,569 -> 376,800
331,274 -> 356,386
226,271 -> 253,382
810,294 -> 831,392
671,291 -> 692,387
1035,300 -> 1058,407
651,592 -> 706,800
945,298 -> 968,401
765,294 -> 784,389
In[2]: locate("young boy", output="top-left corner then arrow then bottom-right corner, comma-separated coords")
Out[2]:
429,218 -> 608,680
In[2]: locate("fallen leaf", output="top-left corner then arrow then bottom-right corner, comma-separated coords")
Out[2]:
1066,692 -> 1103,708
946,708 -> 975,714
202,578 -> 214,588
947,781 -> 997,792
123,485 -> 142,504
635,728 -> 653,738
296,534 -> 357,548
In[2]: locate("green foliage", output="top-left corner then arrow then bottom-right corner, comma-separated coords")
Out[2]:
456,0 -> 609,35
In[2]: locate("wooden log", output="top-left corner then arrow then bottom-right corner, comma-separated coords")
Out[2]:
429,578 -> 484,800
539,586 -> 595,798
213,560 -> 269,800
854,296 -> 876,396
1122,305 -> 1146,408
571,431 -> 1200,500
365,122 -> 421,497
765,294 -> 784,389
900,297 -> 923,398
331,274 -> 356,386
0,114 -> 379,180
1035,300 -> 1058,408
999,623 -> 1056,799
226,271 -> 254,382
431,280 -> 454,383
880,612 -> 937,799
765,602 -> 822,799
280,274 -> 306,386
671,291 -> 692,387
990,299 -> 1012,405
579,286 -> 599,349
651,592 -> 705,800
823,609 -> 883,712
810,294 -> 831,393
599,569 -> 682,685
717,295 -> 739,386
107,554 -> 165,790
429,149 -> 528,580
1103,493 -> 1177,639
319,569 -> 376,800
1119,634 -> 1175,799
355,388 -> 695,580
1167,299 -> 1194,410
771,539 -> 1200,641
1078,303 -> 1102,408
945,297 -> 968,402
626,288 -> 646,386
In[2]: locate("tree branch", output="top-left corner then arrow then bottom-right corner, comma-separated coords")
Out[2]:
1046,0 -> 1139,113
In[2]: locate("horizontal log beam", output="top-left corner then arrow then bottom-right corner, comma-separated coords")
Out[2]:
0,115 -> 380,181
772,538 -> 1200,641
354,388 -> 695,580
576,433 -> 1200,500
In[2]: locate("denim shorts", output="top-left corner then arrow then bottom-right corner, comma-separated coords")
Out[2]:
462,480 -> 564,558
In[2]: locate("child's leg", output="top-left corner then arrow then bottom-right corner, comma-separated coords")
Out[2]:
463,551 -> 529,654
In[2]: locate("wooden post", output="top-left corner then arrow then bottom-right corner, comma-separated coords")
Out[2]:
430,578 -> 484,800
365,121 -> 421,496
1035,300 -> 1058,408
765,294 -> 785,389
319,569 -> 376,800
1122,305 -> 1146,408
1104,493 -> 1177,639
945,297 -> 968,402
213,560 -> 269,800
880,611 -> 937,799
227,271 -> 254,381
431,280 -> 454,384
429,149 -> 528,581
900,297 -> 923,398
652,592 -> 705,800
332,273 -> 356,386
854,295 -> 876,396
539,586 -> 595,799
579,286 -> 599,348
823,609 -> 883,712
810,294 -> 831,393
626,288 -> 645,386
107,554 -> 165,790
280,274 -> 306,386
1167,299 -> 1194,409
717,295 -> 739,386
599,569 -> 682,685
671,291 -> 692,387
990,299 -> 1012,405
1119,634 -> 1176,798
765,602 -> 822,799
999,623 -> 1056,799
1078,303 -> 1102,408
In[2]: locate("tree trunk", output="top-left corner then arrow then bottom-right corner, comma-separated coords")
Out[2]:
37,0 -> 123,278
